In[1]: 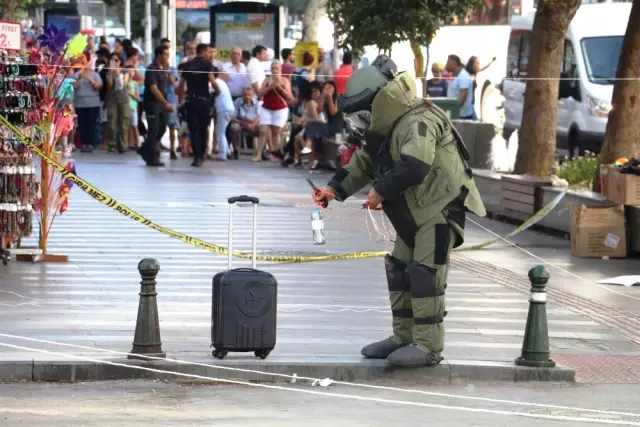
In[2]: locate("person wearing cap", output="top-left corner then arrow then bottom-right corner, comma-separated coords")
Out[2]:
426,62 -> 448,98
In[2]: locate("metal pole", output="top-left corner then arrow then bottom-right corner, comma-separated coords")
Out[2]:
144,0 -> 152,61
102,3 -> 107,42
169,0 -> 176,66
125,0 -> 131,38
161,3 -> 168,40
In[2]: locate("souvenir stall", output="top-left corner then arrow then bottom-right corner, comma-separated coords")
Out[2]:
0,24 -> 87,265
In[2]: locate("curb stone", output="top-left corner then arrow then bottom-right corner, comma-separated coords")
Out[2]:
0,359 -> 575,384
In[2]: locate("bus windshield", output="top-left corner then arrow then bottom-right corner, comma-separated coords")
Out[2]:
581,36 -> 624,85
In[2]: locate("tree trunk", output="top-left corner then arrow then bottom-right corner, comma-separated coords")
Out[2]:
594,0 -> 640,192
302,0 -> 327,42
513,0 -> 581,176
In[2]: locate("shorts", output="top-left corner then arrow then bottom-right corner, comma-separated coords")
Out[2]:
168,112 -> 178,128
179,121 -> 189,138
130,108 -> 138,127
259,106 -> 288,128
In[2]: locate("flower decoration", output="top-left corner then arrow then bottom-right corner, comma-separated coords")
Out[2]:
64,34 -> 87,59
37,24 -> 69,54
58,183 -> 70,198
55,77 -> 75,101
54,111 -> 75,138
58,198 -> 69,215
33,198 -> 44,213
63,162 -> 77,189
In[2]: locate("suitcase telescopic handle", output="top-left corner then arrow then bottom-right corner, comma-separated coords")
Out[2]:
228,195 -> 259,270
228,195 -> 260,204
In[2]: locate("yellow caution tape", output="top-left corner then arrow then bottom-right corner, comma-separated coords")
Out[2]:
0,114 -> 567,263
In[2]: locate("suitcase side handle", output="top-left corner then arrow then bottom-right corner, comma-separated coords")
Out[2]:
228,195 -> 260,205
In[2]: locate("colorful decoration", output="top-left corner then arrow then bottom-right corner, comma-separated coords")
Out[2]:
0,23 -> 88,262
37,24 -> 69,54
65,34 -> 88,59
614,157 -> 629,168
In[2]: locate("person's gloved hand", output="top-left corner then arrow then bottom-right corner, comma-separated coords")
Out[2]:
313,187 -> 335,207
367,188 -> 384,208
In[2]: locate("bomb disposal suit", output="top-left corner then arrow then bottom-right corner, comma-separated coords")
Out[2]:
314,56 -> 486,367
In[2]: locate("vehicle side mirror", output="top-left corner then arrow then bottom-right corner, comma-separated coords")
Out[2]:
558,73 -> 571,99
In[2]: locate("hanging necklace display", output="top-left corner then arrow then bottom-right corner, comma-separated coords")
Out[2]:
0,55 -> 42,265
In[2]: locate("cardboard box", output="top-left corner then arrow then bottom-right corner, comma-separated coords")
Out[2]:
607,168 -> 640,206
599,164 -> 615,199
570,204 -> 627,258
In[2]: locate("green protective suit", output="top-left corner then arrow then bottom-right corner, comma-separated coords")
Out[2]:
327,71 -> 486,366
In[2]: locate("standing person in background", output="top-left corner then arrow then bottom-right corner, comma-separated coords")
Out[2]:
105,53 -> 131,153
254,61 -> 293,162
425,62 -> 448,98
223,47 -> 247,102
281,48 -> 296,81
241,50 -> 251,66
247,45 -> 268,96
180,43 -> 220,167
161,38 -> 180,160
213,68 -> 236,161
140,45 -> 174,167
72,65 -> 103,152
445,54 -> 474,120
333,51 -> 353,96
136,54 -> 147,141
465,55 -> 496,121
181,41 -> 196,64
209,44 -> 225,69
113,39 -> 125,62
126,64 -> 141,150
314,47 -> 332,83
94,47 -> 110,148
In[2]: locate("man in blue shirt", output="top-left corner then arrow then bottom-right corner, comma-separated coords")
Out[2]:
160,38 -> 180,160
445,55 -> 475,120
227,86 -> 259,159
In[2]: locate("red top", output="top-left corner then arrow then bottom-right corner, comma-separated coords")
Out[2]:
282,63 -> 296,80
262,88 -> 288,110
334,64 -> 354,95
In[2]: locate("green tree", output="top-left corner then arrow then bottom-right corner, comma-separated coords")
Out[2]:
513,0 -> 581,175
327,0 -> 482,58
0,0 -> 44,21
594,0 -> 640,191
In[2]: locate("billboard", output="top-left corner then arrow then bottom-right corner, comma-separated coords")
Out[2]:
215,13 -> 275,62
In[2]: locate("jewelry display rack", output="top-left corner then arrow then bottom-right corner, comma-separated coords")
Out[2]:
0,58 -> 43,265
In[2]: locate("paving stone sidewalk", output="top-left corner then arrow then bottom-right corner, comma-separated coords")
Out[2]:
0,151 -> 638,382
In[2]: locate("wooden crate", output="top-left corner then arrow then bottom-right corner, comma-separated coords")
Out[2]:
500,175 -> 553,219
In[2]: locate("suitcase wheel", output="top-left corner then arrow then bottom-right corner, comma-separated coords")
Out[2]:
255,350 -> 270,359
213,349 -> 228,359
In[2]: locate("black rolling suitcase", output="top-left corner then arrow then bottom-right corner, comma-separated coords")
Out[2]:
211,195 -> 277,360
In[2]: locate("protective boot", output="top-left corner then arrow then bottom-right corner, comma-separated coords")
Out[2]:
387,344 -> 443,367
361,255 -> 412,359
361,336 -> 407,359
399,260 -> 447,366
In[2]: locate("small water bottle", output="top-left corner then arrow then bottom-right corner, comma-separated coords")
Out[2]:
311,206 -> 326,245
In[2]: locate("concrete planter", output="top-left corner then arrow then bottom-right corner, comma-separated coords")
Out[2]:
500,175 -> 554,222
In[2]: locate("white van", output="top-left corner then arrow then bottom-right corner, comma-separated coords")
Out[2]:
502,2 -> 631,156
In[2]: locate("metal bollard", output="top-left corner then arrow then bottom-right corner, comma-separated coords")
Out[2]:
515,265 -> 556,368
128,258 -> 166,361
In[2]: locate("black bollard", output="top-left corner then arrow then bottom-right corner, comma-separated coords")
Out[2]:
128,258 -> 166,361
515,265 -> 556,368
